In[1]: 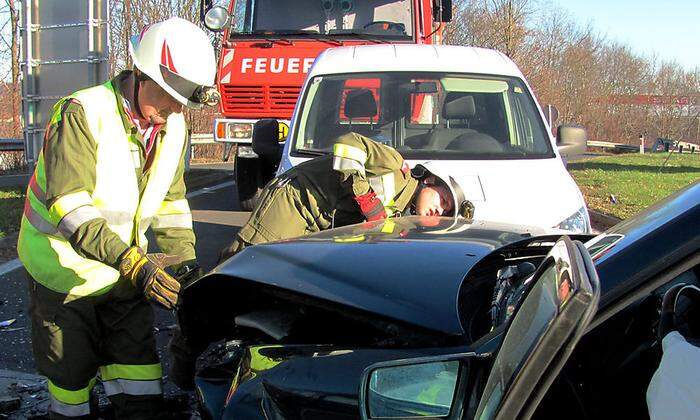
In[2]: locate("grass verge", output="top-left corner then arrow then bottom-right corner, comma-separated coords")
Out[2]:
569,153 -> 700,220
0,187 -> 24,240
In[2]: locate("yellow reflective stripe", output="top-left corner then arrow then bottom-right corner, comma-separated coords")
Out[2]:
332,156 -> 365,174
151,213 -> 193,229
48,378 -> 96,405
333,143 -> 367,164
333,234 -> 366,243
49,191 -> 93,221
157,199 -> 190,215
99,363 -> 162,381
381,219 -> 396,233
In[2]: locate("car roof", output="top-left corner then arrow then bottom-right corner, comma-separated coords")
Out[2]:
207,217 -> 548,337
309,44 -> 526,79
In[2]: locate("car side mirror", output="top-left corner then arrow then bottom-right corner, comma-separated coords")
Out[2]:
203,5 -> 230,32
557,124 -> 587,162
252,119 -> 282,162
360,355 -> 470,419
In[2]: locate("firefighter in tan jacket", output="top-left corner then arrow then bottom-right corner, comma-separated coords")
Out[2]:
17,18 -> 219,419
220,132 -> 462,259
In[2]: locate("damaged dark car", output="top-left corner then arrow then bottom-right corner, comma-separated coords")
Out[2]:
179,180 -> 700,419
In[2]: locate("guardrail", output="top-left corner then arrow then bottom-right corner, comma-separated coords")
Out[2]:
0,138 -> 24,152
587,140 -> 638,152
190,133 -> 215,145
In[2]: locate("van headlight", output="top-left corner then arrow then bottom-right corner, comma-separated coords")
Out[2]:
555,207 -> 590,233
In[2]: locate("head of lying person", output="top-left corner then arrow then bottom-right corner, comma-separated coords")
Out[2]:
413,176 -> 454,217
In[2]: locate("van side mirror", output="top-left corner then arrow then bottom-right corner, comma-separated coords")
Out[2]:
433,0 -> 452,22
557,125 -> 587,161
252,119 -> 282,162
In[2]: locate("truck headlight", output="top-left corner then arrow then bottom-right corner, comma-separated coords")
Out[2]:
230,123 -> 253,139
555,206 -> 590,233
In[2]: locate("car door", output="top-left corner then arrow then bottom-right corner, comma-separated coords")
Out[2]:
474,236 -> 600,420
358,237 -> 600,420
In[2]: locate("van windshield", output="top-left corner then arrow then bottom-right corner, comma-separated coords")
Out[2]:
291,73 -> 555,160
230,0 -> 413,39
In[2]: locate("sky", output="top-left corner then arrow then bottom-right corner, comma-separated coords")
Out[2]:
554,0 -> 699,71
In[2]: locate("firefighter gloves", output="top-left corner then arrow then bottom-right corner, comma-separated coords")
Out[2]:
354,191 -> 387,222
119,246 -> 183,310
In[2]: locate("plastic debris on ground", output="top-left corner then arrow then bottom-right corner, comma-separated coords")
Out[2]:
1,371 -> 199,419
0,320 -> 16,328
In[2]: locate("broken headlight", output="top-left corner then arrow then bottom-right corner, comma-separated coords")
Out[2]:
555,206 -> 590,233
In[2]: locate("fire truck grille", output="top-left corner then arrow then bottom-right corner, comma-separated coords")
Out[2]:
221,85 -> 300,116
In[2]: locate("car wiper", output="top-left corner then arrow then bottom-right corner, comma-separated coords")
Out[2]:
271,30 -> 344,46
296,148 -> 327,156
234,30 -> 295,45
330,31 -> 389,44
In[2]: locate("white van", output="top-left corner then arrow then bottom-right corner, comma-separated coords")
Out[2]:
254,44 -> 590,233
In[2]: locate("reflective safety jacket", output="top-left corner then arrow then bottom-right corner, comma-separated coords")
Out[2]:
233,133 -> 419,248
18,78 -> 193,297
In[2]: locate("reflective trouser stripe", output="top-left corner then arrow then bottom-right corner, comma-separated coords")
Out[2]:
50,396 -> 91,417
48,379 -> 95,417
98,363 -> 163,398
58,205 -> 104,238
333,143 -> 367,164
101,378 -> 163,396
99,363 -> 162,381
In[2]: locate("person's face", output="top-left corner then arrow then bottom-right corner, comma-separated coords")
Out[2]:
137,80 -> 183,125
415,185 -> 453,217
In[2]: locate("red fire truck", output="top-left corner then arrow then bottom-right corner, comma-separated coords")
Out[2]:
201,0 -> 451,209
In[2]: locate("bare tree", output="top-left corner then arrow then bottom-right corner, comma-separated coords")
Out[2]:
0,0 -> 20,137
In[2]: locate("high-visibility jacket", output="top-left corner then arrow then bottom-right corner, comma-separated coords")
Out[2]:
18,80 -> 191,297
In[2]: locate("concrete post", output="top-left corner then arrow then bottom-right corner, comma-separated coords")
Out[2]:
639,134 -> 645,154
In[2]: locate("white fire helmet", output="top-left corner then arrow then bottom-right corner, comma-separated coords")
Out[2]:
412,163 -> 475,232
129,17 -> 219,109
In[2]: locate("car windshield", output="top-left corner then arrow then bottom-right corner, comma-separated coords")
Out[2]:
229,0 -> 413,39
291,72 -> 555,160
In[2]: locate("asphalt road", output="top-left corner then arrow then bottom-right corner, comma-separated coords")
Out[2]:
0,175 -> 250,377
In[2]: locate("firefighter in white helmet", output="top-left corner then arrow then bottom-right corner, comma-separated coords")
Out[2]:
18,17 -> 217,419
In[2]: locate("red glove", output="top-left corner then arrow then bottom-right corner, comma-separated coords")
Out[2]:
354,192 -> 387,221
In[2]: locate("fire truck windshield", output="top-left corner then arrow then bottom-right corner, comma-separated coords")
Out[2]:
291,73 -> 556,161
229,0 -> 414,39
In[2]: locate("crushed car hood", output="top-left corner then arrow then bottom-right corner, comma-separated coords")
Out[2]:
189,217 -> 545,337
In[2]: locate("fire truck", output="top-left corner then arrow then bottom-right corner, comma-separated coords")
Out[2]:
201,0 -> 452,210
